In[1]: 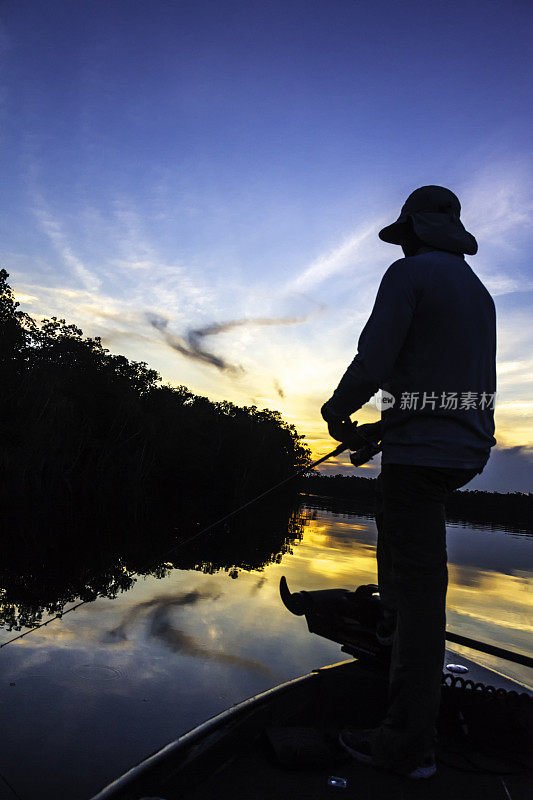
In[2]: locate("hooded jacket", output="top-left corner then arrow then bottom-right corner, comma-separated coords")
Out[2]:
326,248 -> 496,469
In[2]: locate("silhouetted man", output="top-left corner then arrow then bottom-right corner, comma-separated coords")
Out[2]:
321,185 -> 496,778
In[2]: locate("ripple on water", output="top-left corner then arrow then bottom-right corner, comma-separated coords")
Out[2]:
72,664 -> 124,683
8,663 -> 126,692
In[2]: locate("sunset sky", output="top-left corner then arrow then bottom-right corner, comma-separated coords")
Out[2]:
2,0 -> 532,491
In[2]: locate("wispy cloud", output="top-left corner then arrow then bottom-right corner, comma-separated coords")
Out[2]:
32,196 -> 101,293
462,161 -> 533,245
284,219 -> 379,294
148,312 -> 321,374
273,379 -> 285,399
460,159 -> 533,295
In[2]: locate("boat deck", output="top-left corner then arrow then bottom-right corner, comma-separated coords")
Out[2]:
90,656 -> 532,800
185,736 -> 530,800
182,658 -> 531,800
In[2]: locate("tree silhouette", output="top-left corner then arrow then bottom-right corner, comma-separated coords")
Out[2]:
0,269 -> 310,537
301,474 -> 532,533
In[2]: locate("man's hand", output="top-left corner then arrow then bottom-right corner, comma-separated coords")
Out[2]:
321,402 -> 382,448
323,413 -> 355,445
353,420 -> 382,446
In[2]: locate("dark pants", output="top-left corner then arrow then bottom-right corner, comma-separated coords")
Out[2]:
371,462 -> 481,771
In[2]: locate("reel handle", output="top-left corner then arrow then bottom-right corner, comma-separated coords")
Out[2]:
349,442 -> 381,467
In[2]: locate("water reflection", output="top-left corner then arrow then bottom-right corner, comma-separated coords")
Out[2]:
105,589 -> 275,676
0,502 -> 531,799
0,498 -> 305,633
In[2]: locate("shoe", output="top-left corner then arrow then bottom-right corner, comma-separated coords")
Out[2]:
407,753 -> 437,779
338,727 -> 437,779
338,727 -> 374,764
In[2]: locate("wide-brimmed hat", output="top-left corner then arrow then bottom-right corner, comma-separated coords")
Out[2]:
379,185 -> 478,256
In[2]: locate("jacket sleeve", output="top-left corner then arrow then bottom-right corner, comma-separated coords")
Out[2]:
326,259 -> 417,417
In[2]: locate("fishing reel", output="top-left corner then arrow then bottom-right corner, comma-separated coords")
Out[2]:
347,421 -> 382,467
321,405 -> 381,467
349,440 -> 381,467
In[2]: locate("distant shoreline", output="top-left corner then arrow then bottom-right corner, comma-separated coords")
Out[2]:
299,475 -> 533,533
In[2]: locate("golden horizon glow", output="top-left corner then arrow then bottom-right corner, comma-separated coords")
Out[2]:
11,187 -> 533,492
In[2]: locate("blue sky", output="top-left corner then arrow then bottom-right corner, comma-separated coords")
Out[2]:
1,0 -> 533,491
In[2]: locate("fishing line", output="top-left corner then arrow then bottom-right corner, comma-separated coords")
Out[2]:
0,443 -> 350,650
0,769 -> 25,800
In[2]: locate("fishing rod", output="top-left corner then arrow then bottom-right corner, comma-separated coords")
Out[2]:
0,432 -> 377,650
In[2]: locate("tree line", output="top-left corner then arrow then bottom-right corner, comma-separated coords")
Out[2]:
300,474 -> 533,533
0,268 -> 310,538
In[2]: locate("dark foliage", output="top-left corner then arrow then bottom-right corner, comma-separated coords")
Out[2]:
0,269 -> 310,538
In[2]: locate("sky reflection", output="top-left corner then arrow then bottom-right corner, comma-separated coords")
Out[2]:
0,506 -> 531,799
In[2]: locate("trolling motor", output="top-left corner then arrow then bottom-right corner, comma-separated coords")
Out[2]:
280,576 -> 390,662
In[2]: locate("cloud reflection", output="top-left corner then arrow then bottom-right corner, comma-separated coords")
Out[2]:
105,589 -> 275,676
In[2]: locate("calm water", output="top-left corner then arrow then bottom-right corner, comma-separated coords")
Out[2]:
0,503 -> 531,799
